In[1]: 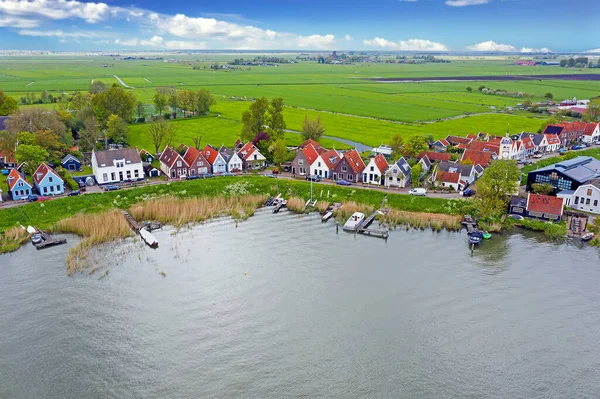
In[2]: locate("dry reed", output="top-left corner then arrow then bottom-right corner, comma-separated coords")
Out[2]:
382,210 -> 462,232
316,201 -> 330,214
334,201 -> 375,222
0,227 -> 29,253
285,197 -> 307,214
56,210 -> 132,275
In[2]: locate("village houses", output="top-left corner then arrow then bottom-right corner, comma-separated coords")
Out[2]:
32,163 -> 64,196
92,148 -> 144,185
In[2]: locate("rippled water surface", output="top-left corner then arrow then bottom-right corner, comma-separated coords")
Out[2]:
1,209 -> 600,398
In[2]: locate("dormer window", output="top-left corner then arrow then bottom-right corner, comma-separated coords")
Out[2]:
177,161 -> 182,167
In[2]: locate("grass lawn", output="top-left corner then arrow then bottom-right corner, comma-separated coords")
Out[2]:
72,166 -> 93,176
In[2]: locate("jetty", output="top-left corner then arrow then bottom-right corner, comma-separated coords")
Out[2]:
357,209 -> 389,239
461,215 -> 478,234
322,203 -> 341,222
273,197 -> 287,213
34,230 -> 67,250
122,211 -> 159,248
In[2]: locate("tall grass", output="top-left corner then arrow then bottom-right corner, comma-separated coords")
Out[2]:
128,194 -> 266,226
334,201 -> 375,222
316,201 -> 330,214
382,210 -> 462,232
0,227 -> 29,253
285,197 -> 307,214
56,210 -> 132,275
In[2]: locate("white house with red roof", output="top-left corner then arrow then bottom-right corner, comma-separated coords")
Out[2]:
582,123 -> 600,144
363,154 -> 389,185
203,145 -> 228,173
6,168 -> 32,200
311,148 -> 341,178
33,163 -> 64,195
238,142 -> 266,169
159,146 -> 188,179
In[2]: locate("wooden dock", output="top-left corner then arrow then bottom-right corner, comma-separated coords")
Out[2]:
461,215 -> 478,234
357,209 -> 389,239
34,230 -> 67,250
122,211 -> 159,248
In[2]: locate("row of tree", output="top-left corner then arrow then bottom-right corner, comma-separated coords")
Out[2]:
152,87 -> 216,119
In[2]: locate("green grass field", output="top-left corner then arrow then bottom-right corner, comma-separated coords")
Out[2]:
1,55 -> 597,147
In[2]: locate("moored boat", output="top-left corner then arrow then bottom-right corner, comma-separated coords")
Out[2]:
322,211 -> 334,222
31,234 -> 43,245
468,231 -> 484,245
581,233 -> 594,242
343,212 -> 365,232
482,231 -> 492,240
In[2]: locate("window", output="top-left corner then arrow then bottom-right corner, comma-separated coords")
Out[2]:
50,186 -> 54,192
341,166 -> 347,172
575,196 -> 579,205
177,161 -> 182,167
56,185 -> 60,192
134,170 -> 139,178
348,174 -> 353,180
594,200 -> 598,207
370,166 -> 374,172
588,189 -> 593,196
111,172 -> 116,181
49,176 -> 53,183
126,171 -> 131,179
298,160 -> 303,166
103,173 -> 108,182
586,198 -> 591,205
318,162 -> 321,167
197,161 -> 202,166
44,187 -> 48,193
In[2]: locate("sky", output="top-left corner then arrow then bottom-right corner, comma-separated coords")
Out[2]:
0,0 -> 598,53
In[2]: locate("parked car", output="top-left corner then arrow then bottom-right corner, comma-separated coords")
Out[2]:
1,169 -> 9,175
533,153 -> 543,159
68,190 -> 81,196
509,214 -> 524,221
27,194 -> 39,202
103,185 -> 120,191
200,174 -> 215,179
37,196 -> 51,202
558,148 -> 568,154
221,172 -> 235,177
463,189 -> 475,197
336,180 -> 352,186
186,175 -> 200,180
306,175 -> 321,182
572,145 -> 585,150
517,159 -> 526,165
264,173 -> 276,178
408,188 -> 427,196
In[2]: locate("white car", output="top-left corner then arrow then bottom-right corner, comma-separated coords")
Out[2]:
533,153 -> 543,159
408,188 -> 427,196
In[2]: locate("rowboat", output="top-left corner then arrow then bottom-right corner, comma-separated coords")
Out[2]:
468,231 -> 484,245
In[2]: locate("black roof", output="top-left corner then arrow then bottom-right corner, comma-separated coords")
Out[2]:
543,125 -> 564,135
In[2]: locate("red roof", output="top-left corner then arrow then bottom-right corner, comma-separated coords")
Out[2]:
0,150 -> 15,163
527,193 -> 564,216
584,122 -> 599,136
343,149 -> 366,174
437,139 -> 450,147
237,142 -> 262,161
545,134 -> 561,145
183,146 -> 201,167
33,163 -> 60,185
467,140 -> 500,154
466,134 -> 478,140
446,135 -> 473,146
373,154 -> 389,173
298,138 -> 321,149
160,146 -> 184,168
301,143 -> 319,165
461,150 -> 493,167
437,171 -> 460,184
203,145 -> 221,164
7,168 -> 30,191
418,152 -> 451,162
521,136 -> 535,150
320,149 -> 341,169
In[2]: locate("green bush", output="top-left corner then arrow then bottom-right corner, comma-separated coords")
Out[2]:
56,167 -> 79,190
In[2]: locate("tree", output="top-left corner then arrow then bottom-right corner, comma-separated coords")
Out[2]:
196,89 -> 216,115
475,160 -> 520,218
6,107 -> 67,138
41,91 -> 49,103
35,130 -> 64,159
584,98 -> 600,122
270,139 -> 289,165
478,85 -> 486,92
466,86 -> 473,93
0,94 -> 19,116
106,114 -> 128,145
522,100 -> 532,108
0,130 -> 17,155
241,97 -> 269,142
568,58 -> 576,67
389,134 -> 404,160
559,59 -> 568,68
403,135 -> 429,157
531,183 -> 554,195
192,135 -> 203,150
301,115 -> 326,141
15,144 -> 49,175
177,90 -> 197,116
168,92 -> 179,118
79,116 -> 100,151
92,84 -> 136,125
148,118 -> 175,155
89,80 -> 106,94
411,162 -> 423,188
544,92 -> 554,100
267,97 -> 286,139
153,92 -> 168,117
136,102 -> 145,121
17,131 -> 36,146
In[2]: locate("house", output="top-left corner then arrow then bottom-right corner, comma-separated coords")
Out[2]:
233,139 -> 244,152
465,140 -> 500,154
543,123 -> 586,147
435,171 -> 462,191
6,168 -> 32,200
436,161 -> 476,186
0,150 -> 16,168
143,163 -> 160,178
290,143 -> 318,176
509,193 -> 564,221
384,157 -> 412,188
219,146 -> 243,172
419,155 -> 432,176
60,154 -> 81,172
418,152 -> 451,163
460,149 -> 495,168
370,145 -> 393,158
446,135 -> 473,147
204,145 -> 228,173
558,179 -> 600,214
311,148 -> 340,179
363,154 -> 389,185
237,142 -> 266,170
298,138 -> 322,150
526,156 -> 600,192
544,134 -> 561,153
33,163 -> 64,195
331,149 -> 365,183
139,149 -> 155,163
582,123 -> 600,144
91,148 -> 144,185
159,146 -> 187,179
184,146 -> 210,176
432,139 -> 450,152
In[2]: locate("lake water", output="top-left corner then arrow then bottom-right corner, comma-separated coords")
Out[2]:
1,209 -> 600,398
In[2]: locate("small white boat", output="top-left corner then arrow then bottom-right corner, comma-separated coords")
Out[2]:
26,226 -> 37,234
31,234 -> 43,245
581,233 -> 594,242
343,212 -> 365,231
139,228 -> 159,249
322,211 -> 334,222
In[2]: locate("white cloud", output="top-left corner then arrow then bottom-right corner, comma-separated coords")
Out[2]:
345,34 -> 352,41
466,40 -> 517,52
18,28 -> 98,38
446,0 -> 489,6
521,47 -> 551,53
0,15 -> 38,28
363,37 -> 449,51
0,0 -> 112,23
115,36 -> 206,50
296,34 -> 336,49
586,48 -> 600,53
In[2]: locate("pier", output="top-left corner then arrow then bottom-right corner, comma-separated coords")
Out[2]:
461,215 -> 478,234
34,230 -> 67,250
122,211 -> 159,248
357,209 -> 389,239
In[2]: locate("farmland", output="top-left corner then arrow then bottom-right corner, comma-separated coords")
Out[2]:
1,55 -> 599,147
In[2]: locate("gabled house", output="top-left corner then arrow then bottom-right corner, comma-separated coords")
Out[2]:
6,168 -> 32,200
558,178 -> 600,214
0,150 -> 16,168
237,142 -> 266,170
435,171 -> 462,191
204,145 -> 228,173
545,134 -> 561,152
33,163 -> 64,195
92,148 -> 144,184
291,143 -> 318,176
418,155 -> 432,176
432,139 -> 450,152
183,146 -> 210,176
543,123 -> 585,147
159,146 -> 188,179
446,135 -> 473,147
331,149 -> 365,183
61,154 -> 81,172
384,157 -> 412,188
460,149 -> 495,168
509,194 -> 564,221
219,146 -> 243,172
363,154 -> 388,185
582,123 -> 600,144
436,161 -> 476,187
139,149 -> 155,163
311,148 -> 340,178
233,139 -> 244,153
143,163 -> 160,178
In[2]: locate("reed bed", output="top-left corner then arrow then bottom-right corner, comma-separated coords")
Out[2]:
0,227 -> 29,253
316,201 -> 330,214
478,221 -> 503,233
128,194 -> 267,226
382,210 -> 462,232
285,197 -> 307,214
56,210 -> 132,275
334,201 -> 375,222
